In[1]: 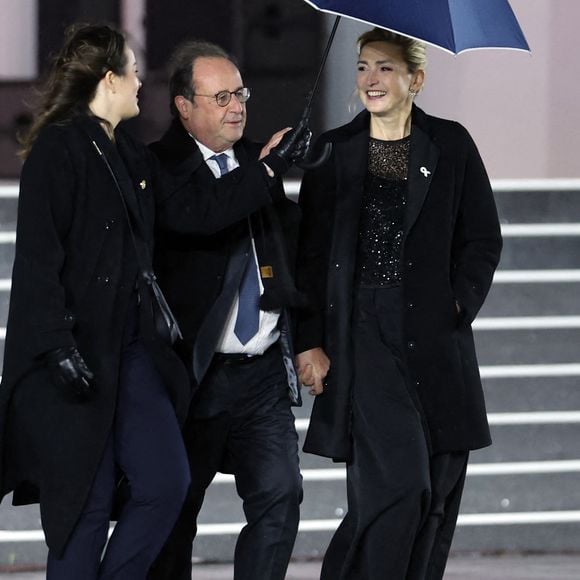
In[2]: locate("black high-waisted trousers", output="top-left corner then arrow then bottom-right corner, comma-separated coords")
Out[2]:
321,287 -> 468,580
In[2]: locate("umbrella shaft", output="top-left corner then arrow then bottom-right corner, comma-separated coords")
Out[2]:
306,15 -> 341,111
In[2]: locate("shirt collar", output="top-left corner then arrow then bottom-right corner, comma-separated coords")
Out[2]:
190,135 -> 235,162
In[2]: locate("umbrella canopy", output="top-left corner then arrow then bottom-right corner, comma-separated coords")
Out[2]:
303,0 -> 530,54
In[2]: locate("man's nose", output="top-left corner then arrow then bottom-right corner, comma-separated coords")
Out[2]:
228,94 -> 244,112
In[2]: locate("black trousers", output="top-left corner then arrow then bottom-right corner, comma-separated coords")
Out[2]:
46,338 -> 190,580
321,288 -> 468,580
148,343 -> 302,580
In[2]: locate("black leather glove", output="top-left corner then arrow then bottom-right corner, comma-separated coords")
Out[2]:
263,117 -> 313,175
45,346 -> 95,399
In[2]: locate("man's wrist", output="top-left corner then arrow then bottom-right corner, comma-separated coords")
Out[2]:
261,152 -> 289,176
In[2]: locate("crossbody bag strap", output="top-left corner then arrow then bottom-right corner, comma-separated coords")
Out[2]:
91,139 -> 151,272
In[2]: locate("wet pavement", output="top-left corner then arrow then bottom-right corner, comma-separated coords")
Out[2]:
1,553 -> 580,579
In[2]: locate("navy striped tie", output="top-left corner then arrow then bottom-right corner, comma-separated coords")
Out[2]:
211,154 -> 260,344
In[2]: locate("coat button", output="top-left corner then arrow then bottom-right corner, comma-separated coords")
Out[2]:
407,302 -> 415,309
335,263 -> 340,269
329,303 -> 335,310
64,314 -> 73,322
407,340 -> 416,350
406,260 -> 414,268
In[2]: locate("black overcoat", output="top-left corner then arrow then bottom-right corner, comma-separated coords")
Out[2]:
150,119 -> 304,401
295,106 -> 502,460
0,114 -> 283,556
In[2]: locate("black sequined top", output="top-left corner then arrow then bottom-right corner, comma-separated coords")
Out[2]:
355,136 -> 410,287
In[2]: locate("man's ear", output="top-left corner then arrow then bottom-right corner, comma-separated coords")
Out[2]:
174,96 -> 190,119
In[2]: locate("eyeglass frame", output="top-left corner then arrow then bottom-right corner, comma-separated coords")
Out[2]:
190,87 -> 251,107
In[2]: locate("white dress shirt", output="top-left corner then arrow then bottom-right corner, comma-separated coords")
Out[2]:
194,138 -> 281,355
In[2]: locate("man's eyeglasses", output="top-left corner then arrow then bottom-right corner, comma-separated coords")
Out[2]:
193,87 -> 251,107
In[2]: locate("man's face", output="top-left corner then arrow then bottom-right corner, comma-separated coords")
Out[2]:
178,57 -> 246,152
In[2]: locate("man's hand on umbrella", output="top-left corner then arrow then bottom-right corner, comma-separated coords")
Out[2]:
260,127 -> 292,159
269,118 -> 312,165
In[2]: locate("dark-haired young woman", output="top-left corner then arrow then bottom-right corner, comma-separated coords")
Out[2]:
0,24 -> 305,580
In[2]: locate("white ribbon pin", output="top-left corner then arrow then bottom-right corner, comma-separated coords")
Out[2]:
420,166 -> 431,178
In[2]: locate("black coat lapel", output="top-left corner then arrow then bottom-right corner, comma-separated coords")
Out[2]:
192,236 -> 252,382
79,116 -> 145,236
406,119 -> 439,235
332,125 -> 369,262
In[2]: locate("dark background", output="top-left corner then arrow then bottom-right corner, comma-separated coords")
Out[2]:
0,0 -> 324,177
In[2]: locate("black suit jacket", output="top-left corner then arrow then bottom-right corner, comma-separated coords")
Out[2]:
150,119 -> 304,402
296,106 -> 502,459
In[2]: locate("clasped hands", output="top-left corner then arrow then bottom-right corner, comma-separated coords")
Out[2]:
296,347 -> 330,397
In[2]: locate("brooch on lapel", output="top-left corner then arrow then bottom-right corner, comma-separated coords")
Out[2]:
419,167 -> 431,178
139,179 -> 147,190
260,266 -> 274,279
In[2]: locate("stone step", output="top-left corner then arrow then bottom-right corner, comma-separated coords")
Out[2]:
500,236 -> 580,269
295,422 -> 580,470
482,376 -> 580,413
480,281 -> 580,317
0,244 -> 14,278
293,377 -> 580,419
193,471 -> 580,524
0,197 -> 17,232
474,327 -> 580,365
190,521 -> 580,561
495,188 -> 580,223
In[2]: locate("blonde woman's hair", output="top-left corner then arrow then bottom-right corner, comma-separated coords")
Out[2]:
357,28 -> 427,73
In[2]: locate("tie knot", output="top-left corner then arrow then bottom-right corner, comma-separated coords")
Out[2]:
210,153 -> 229,176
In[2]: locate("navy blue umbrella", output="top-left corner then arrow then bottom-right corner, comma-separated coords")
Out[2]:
304,0 -> 530,55
298,0 -> 530,168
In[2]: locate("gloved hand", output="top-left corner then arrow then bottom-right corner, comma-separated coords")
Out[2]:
263,115 -> 313,175
45,346 -> 95,399
273,121 -> 312,164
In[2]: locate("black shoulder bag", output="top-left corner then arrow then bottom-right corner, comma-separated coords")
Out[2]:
91,139 -> 182,345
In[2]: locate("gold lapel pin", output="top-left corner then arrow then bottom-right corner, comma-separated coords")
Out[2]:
260,266 -> 274,279
139,179 -> 147,190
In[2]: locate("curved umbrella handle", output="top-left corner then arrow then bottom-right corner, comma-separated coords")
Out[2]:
296,141 -> 333,171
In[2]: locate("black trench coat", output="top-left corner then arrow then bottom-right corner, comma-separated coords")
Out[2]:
295,106 -> 502,461
0,114 -> 282,556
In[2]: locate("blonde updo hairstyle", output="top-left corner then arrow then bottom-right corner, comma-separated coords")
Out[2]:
357,28 -> 427,74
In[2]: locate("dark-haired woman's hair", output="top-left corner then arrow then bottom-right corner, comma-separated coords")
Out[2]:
19,23 -> 127,158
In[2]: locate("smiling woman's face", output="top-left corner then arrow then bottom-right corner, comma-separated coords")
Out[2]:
356,41 -> 422,119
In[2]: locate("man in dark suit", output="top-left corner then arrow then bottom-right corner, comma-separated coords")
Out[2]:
147,41 -> 306,580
